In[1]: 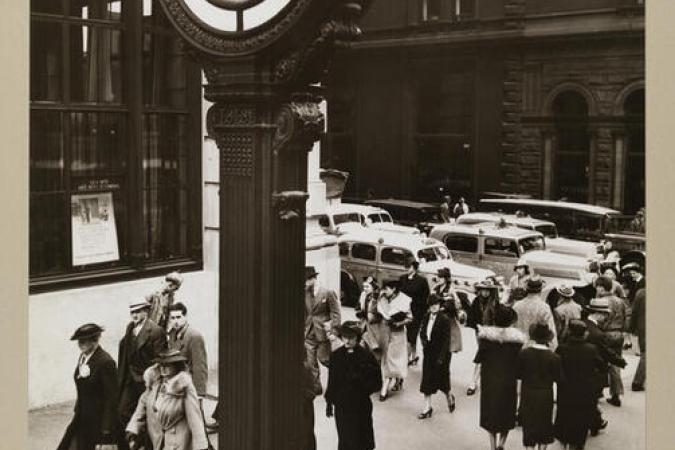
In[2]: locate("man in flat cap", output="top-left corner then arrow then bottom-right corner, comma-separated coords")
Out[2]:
117,299 -> 166,436
304,266 -> 341,390
147,271 -> 184,332
58,323 -> 122,450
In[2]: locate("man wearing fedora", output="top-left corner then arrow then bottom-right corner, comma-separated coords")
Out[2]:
147,271 -> 184,332
58,323 -> 121,450
513,275 -> 558,350
118,299 -> 166,436
553,284 -> 582,343
305,266 -> 341,389
399,259 -> 430,366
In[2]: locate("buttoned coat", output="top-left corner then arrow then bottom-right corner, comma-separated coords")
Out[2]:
57,346 -> 121,450
126,365 -> 208,450
169,324 -> 209,396
419,311 -> 451,394
305,286 -> 341,342
118,319 -> 166,387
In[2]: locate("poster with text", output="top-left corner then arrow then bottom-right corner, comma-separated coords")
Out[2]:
71,192 -> 120,265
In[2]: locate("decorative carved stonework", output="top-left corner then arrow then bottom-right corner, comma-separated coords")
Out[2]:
273,95 -> 325,154
220,134 -> 254,177
272,190 -> 310,220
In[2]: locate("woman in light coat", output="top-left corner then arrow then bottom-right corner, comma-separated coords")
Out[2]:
126,350 -> 209,450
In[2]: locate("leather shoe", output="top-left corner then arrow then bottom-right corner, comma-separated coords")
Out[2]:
606,396 -> 622,407
632,383 -> 645,392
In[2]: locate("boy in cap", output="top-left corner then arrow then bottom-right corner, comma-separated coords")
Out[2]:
147,271 -> 184,332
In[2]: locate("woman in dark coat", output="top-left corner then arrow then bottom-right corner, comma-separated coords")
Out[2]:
466,281 -> 500,396
517,323 -> 564,450
58,323 -> 121,450
554,320 -> 605,450
475,305 -> 526,450
325,321 -> 383,450
418,294 -> 454,418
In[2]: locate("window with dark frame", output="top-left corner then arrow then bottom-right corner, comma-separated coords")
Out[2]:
30,0 -> 202,290
381,247 -> 414,266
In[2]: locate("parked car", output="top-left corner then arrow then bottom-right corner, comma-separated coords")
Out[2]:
317,203 -> 421,235
364,199 -> 446,235
429,222 -> 596,287
477,198 -> 645,254
455,212 -> 603,258
337,229 -> 498,306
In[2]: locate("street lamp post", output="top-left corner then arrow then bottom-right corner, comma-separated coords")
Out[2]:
158,1 -> 372,449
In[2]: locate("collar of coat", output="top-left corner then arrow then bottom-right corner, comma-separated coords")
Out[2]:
477,325 -> 526,344
143,363 -> 191,395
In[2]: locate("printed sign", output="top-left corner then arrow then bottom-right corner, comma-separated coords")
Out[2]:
71,192 -> 120,266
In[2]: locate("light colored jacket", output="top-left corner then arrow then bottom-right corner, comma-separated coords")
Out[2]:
126,365 -> 208,450
512,293 -> 558,350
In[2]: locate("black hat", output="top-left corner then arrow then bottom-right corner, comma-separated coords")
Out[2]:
70,323 -> 104,341
526,275 -> 544,293
156,349 -> 188,365
427,294 -> 444,306
437,268 -> 451,279
305,266 -> 319,280
494,305 -> 517,328
529,322 -> 554,343
338,321 -> 362,339
568,320 -> 587,338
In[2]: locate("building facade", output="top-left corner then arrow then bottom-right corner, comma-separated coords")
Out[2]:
323,0 -> 645,214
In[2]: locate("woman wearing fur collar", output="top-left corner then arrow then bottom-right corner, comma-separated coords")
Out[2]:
125,350 -> 209,450
474,305 -> 526,450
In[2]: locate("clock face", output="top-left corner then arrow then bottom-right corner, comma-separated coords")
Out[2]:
183,0 -> 291,31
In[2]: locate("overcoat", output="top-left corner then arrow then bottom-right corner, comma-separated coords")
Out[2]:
419,311 -> 451,394
630,288 -> 646,350
474,326 -> 525,433
582,318 -> 626,390
57,346 -> 121,450
126,365 -> 208,450
399,272 -> 430,345
325,346 -> 382,450
433,281 -> 466,352
554,337 -> 605,449
169,324 -> 209,396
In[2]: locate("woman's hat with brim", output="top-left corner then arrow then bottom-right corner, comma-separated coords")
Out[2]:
165,271 -> 183,287
155,349 -> 188,365
529,322 -> 554,343
437,268 -> 451,279
305,266 -> 319,280
70,323 -> 104,341
476,279 -> 499,291
556,284 -> 575,298
494,305 -> 518,328
514,258 -> 529,271
526,275 -> 545,293
337,321 -> 363,339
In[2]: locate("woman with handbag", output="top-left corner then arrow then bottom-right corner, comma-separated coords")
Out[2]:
125,350 -> 209,450
57,323 -> 122,450
376,280 -> 412,401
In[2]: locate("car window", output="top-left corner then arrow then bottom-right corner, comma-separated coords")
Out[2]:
381,247 -> 414,266
575,213 -> 603,238
534,224 -> 558,239
351,243 -> 376,261
333,213 -> 361,225
318,215 -> 330,229
368,213 -> 382,223
381,212 -> 393,223
417,245 -> 451,262
339,242 -> 350,256
518,235 -> 546,254
484,237 -> 519,257
443,234 -> 479,253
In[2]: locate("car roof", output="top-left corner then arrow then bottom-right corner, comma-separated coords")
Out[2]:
338,229 -> 442,249
365,199 -> 440,210
457,213 -> 554,227
328,203 -> 386,215
431,223 -> 543,239
479,198 -> 620,215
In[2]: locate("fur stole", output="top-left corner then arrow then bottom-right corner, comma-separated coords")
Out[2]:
143,364 -> 191,396
477,326 -> 526,344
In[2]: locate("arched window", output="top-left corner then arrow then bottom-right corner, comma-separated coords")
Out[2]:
553,91 -> 590,202
623,89 -> 645,214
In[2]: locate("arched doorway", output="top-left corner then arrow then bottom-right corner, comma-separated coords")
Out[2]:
623,89 -> 645,214
553,91 -> 590,202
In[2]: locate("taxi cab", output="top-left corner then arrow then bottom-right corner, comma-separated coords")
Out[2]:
318,203 -> 421,235
429,222 -> 595,287
338,228 -> 497,306
455,212 -> 602,258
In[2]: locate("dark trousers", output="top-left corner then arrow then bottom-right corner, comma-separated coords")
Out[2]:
118,380 -> 145,431
589,389 -> 604,431
633,337 -> 646,387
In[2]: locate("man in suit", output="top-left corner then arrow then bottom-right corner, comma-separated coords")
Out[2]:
630,286 -> 646,391
399,260 -> 430,366
304,266 -> 341,389
168,302 -> 208,396
58,323 -> 121,450
118,299 -> 166,434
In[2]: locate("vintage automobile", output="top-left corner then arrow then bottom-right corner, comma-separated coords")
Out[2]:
429,222 -> 596,287
455,212 -> 603,258
477,198 -> 645,254
363,199 -> 446,235
318,203 -> 421,235
337,229 -> 499,306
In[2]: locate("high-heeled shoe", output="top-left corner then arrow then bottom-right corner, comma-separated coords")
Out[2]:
417,407 -> 433,419
392,379 -> 404,392
446,393 -> 456,413
466,386 -> 476,396
379,392 -> 388,402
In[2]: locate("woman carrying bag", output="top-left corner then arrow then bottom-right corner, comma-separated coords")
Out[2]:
125,349 -> 209,450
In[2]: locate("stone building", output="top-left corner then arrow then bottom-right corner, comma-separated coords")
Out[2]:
323,0 -> 645,214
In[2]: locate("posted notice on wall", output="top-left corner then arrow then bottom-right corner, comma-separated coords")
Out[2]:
71,192 -> 120,266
